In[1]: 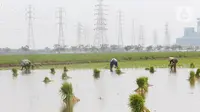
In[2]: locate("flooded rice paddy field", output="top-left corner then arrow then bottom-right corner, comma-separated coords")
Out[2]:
0,68 -> 200,112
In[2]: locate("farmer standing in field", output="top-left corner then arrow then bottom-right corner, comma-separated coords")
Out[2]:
110,58 -> 118,72
168,57 -> 178,72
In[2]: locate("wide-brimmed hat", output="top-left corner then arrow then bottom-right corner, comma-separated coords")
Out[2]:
169,57 -> 174,60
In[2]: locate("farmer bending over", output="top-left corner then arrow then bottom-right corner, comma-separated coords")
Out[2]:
110,58 -> 118,72
168,57 -> 178,72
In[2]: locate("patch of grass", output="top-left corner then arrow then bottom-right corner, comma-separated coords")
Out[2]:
145,68 -> 149,70
50,68 -> 55,74
0,52 -> 200,65
3,57 -> 200,69
93,68 -> 100,79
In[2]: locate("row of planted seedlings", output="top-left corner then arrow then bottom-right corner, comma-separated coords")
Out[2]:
129,76 -> 151,112
11,66 -> 79,112
11,66 -> 71,83
93,67 -> 123,79
145,66 -> 155,74
44,66 -> 71,83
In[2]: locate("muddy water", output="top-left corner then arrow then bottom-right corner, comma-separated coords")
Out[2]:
0,68 -> 199,112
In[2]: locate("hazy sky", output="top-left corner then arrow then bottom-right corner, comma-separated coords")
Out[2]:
0,0 -> 200,49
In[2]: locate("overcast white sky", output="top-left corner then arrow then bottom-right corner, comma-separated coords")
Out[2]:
0,0 -> 200,49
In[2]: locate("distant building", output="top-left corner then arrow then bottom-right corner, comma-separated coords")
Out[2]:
176,18 -> 200,46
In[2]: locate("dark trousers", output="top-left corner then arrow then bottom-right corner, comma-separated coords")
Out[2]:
170,63 -> 177,72
110,61 -> 118,72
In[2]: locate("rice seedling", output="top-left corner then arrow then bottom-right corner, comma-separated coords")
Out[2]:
31,64 -> 35,70
190,63 -> 195,68
60,82 -> 80,112
64,66 -> 68,72
135,77 -> 149,94
129,94 -> 150,112
149,66 -> 155,73
62,72 -> 70,80
12,68 -> 18,77
12,68 -> 18,74
189,78 -> 195,88
189,71 -> 195,81
50,68 -> 55,74
43,77 -> 51,83
196,68 -> 200,78
115,67 -> 122,75
93,68 -> 100,79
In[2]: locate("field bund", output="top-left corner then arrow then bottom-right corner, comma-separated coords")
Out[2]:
0,52 -> 200,69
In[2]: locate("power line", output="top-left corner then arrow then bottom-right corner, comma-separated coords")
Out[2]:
94,0 -> 108,48
117,10 -> 124,47
26,5 -> 35,49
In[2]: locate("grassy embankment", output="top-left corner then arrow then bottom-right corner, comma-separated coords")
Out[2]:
0,52 -> 200,69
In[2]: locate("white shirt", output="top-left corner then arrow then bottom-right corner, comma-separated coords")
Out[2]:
110,58 -> 117,62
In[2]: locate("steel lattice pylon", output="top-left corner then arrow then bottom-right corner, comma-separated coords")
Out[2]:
26,5 -> 35,49
94,0 -> 108,48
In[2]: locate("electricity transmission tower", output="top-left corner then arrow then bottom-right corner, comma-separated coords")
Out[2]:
131,19 -> 135,46
57,7 -> 65,47
164,22 -> 170,46
77,22 -> 83,46
26,5 -> 35,49
117,10 -> 124,47
139,25 -> 144,46
94,0 -> 108,48
153,29 -> 158,46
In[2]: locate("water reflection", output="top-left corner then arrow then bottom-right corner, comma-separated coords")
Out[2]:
189,79 -> 195,88
0,69 -> 200,112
